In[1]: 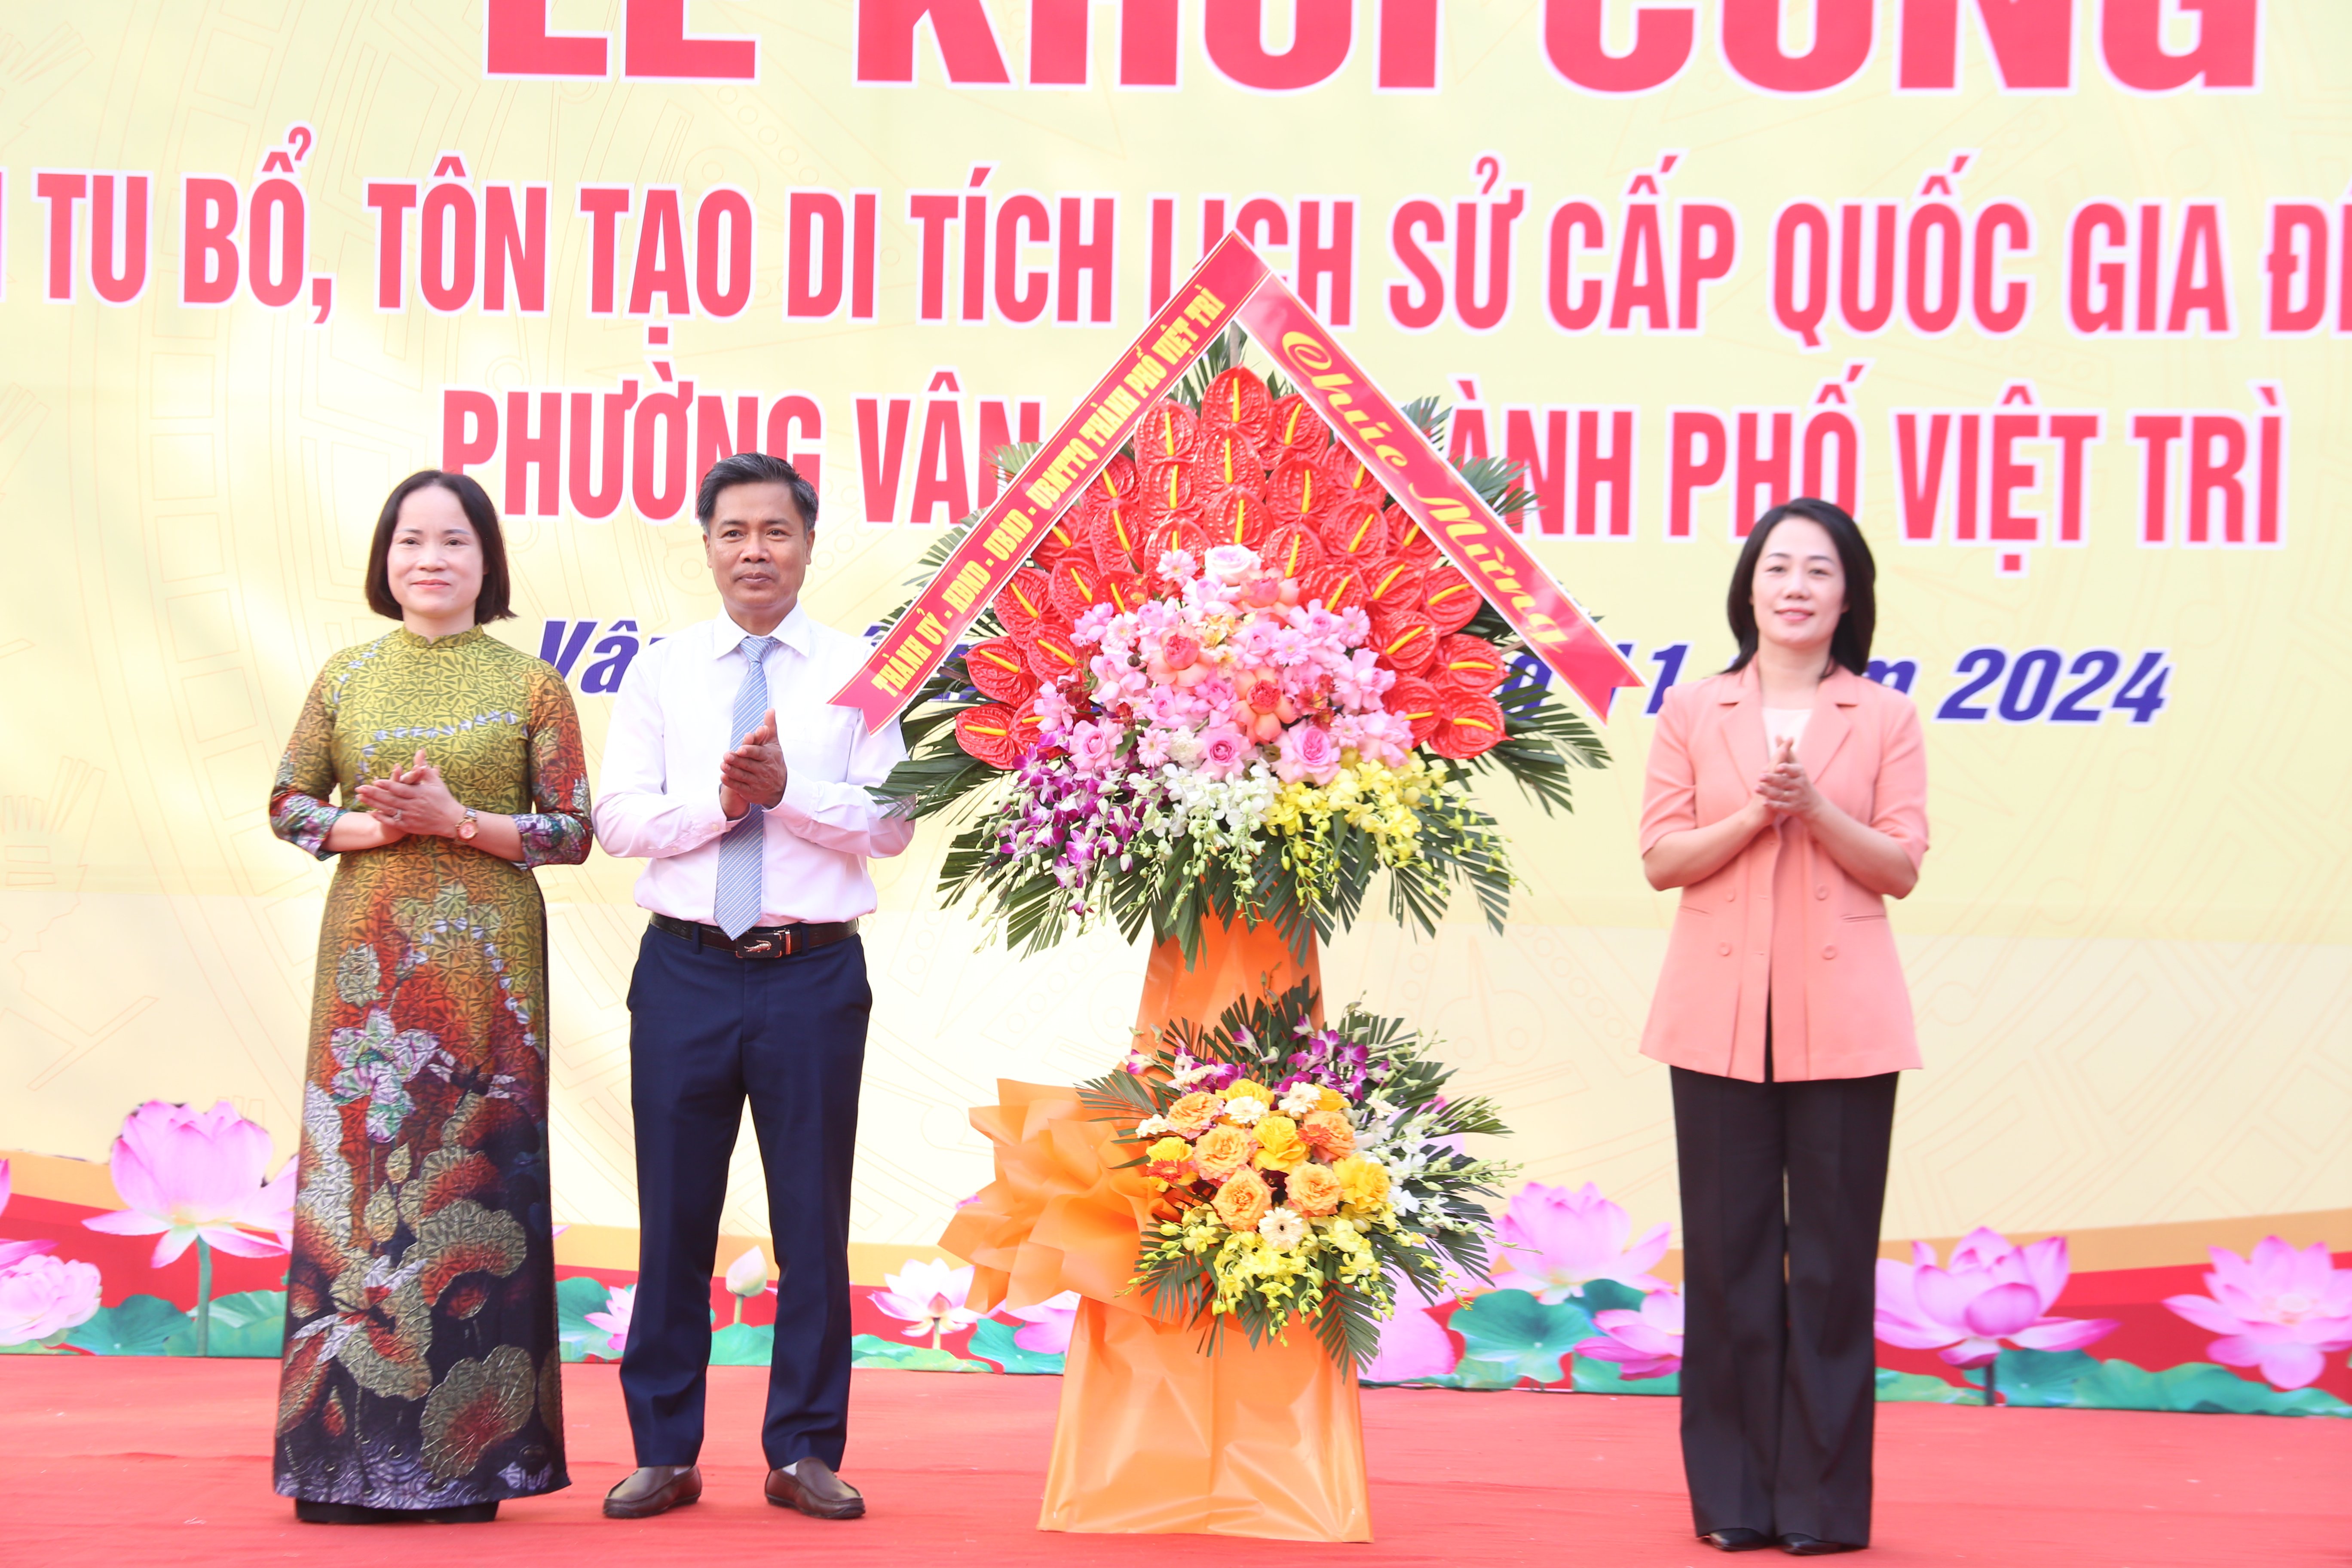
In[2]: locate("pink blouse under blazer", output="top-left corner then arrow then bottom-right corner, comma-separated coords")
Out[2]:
1638,663 -> 1929,1083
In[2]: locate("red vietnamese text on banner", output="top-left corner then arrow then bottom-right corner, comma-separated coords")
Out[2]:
828,237 -> 1274,731
1234,282 -> 1643,719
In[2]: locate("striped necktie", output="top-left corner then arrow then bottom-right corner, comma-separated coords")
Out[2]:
712,634 -> 777,939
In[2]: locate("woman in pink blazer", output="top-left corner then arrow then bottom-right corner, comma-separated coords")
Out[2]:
1638,498 -> 1927,1557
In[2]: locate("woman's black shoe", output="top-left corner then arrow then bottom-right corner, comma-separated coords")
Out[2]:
295,1500 -> 499,1524
1779,1533 -> 1862,1555
1702,1528 -> 1775,1551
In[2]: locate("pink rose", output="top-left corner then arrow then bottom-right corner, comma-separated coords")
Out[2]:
1197,726 -> 1251,780
1067,719 -> 1121,775
1204,543 -> 1260,584
1161,632 -> 1201,670
1275,723 -> 1342,785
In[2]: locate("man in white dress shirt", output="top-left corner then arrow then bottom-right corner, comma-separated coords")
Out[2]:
591,452 -> 913,1522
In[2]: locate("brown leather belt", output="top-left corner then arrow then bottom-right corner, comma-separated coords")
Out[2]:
649,912 -> 859,959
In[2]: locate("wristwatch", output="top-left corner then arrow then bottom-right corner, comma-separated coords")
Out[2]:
455,807 -> 479,841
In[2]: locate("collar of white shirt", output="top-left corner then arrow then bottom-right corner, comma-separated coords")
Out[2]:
706,602 -> 814,665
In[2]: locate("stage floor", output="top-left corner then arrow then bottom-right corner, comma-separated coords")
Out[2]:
4,1359 -> 2343,1565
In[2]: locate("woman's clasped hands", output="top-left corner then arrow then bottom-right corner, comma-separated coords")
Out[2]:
355,749 -> 467,840
1755,736 -> 1825,822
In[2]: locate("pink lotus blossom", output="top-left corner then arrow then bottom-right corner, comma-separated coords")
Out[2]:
584,1283 -> 634,1356
2163,1237 -> 2352,1391
82,1101 -> 294,1268
1874,1228 -> 2118,1369
1490,1182 -> 1672,1302
1576,1288 -> 1684,1380
0,1159 -> 58,1269
871,1257 -> 984,1342
999,1289 -> 1081,1355
1197,726 -> 1252,781
0,1252 -> 102,1347
1363,1272 -> 1461,1383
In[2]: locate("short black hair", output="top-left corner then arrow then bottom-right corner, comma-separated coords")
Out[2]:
696,452 -> 818,532
365,470 -> 514,623
1724,496 -> 1876,676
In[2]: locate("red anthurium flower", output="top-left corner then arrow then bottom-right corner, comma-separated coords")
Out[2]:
954,704 -> 1022,769
1318,500 -> 1387,560
1137,400 -> 1198,465
1261,393 -> 1331,462
1372,612 -> 1439,673
1197,366 -> 1274,444
1260,524 -> 1325,581
1433,633 -> 1507,694
1048,558 -> 1102,620
995,568 -> 1054,643
1382,675 -> 1442,746
1387,506 -> 1441,562
1421,564 -> 1480,634
1026,628 -> 1084,683
1428,692 -> 1507,760
1307,562 -> 1367,612
965,638 -> 1038,703
1364,557 -> 1426,611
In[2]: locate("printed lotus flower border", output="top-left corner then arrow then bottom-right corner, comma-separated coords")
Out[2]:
1080,978 -> 1515,1371
2163,1237 -> 2352,1391
872,335 -> 1605,961
1874,1227 -> 2119,1371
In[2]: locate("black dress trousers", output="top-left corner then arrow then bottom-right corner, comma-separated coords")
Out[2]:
619,925 -> 872,1472
1670,1063 -> 1898,1547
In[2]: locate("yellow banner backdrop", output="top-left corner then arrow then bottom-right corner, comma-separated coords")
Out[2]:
2,0 -> 2345,1274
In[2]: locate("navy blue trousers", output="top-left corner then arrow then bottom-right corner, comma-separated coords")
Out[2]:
619,924 -> 870,1471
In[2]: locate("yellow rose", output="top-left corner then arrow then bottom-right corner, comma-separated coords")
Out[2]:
1317,1086 -> 1347,1113
1251,1114 -> 1309,1172
1301,1109 -> 1356,1161
1285,1163 -> 1344,1218
1146,1137 -> 1192,1163
1213,1167 -> 1272,1233
1193,1124 -> 1256,1183
1332,1155 -> 1391,1213
1164,1093 -> 1219,1138
1224,1079 -> 1274,1106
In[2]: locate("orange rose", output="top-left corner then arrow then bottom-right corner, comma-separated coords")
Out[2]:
1286,1163 -> 1344,1218
1193,1124 -> 1256,1183
1301,1109 -> 1356,1161
1213,1167 -> 1272,1232
1164,1092 -> 1220,1138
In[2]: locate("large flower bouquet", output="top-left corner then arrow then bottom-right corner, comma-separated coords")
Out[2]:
874,333 -> 1607,961
1083,978 -> 1515,1369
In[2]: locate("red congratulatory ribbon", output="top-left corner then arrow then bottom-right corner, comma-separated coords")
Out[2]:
830,236 -> 1642,729
1233,286 -> 1643,719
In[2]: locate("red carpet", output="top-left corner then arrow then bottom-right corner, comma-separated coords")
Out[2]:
4,1359 -> 2344,1565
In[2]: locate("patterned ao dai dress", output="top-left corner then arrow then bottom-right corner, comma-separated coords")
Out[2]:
266,625 -> 591,1509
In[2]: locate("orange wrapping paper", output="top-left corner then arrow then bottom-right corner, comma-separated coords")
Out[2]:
941,921 -> 1373,1541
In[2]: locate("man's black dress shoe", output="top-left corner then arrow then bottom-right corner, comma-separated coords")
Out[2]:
294,1500 -> 497,1523
1779,1533 -> 1863,1555
603,1464 -> 703,1519
1701,1527 -> 1774,1551
765,1458 -> 866,1519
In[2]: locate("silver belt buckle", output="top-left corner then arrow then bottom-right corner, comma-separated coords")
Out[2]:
736,930 -> 784,959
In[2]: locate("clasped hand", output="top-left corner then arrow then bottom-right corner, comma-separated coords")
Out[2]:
355,750 -> 464,839
720,709 -> 788,820
1755,736 -> 1825,822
